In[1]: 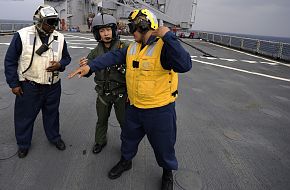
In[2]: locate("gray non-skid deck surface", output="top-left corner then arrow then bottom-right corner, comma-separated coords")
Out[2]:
1,33 -> 290,190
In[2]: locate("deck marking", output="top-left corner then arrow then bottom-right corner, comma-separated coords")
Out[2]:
241,60 -> 257,64
66,39 -> 95,42
191,58 -> 290,82
66,42 -> 98,46
64,34 -> 94,41
69,46 -> 84,49
200,56 -> 217,60
120,39 -> 135,42
219,58 -> 237,62
260,61 -> 278,66
0,43 -> 10,45
209,42 -> 290,67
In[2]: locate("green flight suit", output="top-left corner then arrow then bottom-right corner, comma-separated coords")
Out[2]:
87,40 -> 128,144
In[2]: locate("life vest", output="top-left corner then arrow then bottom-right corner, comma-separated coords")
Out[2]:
17,26 -> 64,84
87,40 -> 127,95
126,38 -> 178,108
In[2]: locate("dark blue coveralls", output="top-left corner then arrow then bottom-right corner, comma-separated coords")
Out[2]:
87,32 -> 192,170
4,32 -> 71,149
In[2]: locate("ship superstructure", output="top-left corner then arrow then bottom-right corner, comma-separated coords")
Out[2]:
44,0 -> 197,31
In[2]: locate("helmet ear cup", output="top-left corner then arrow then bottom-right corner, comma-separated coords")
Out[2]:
128,22 -> 137,33
111,24 -> 118,40
92,26 -> 101,41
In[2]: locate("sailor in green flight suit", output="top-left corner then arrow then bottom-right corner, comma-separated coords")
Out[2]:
80,14 -> 128,154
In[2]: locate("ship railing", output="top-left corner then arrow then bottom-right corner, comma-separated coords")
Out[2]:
197,32 -> 290,63
0,22 -> 32,34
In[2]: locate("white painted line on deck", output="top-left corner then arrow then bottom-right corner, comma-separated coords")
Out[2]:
191,58 -> 290,82
66,42 -> 98,46
0,43 -> 10,45
260,61 -> 278,66
209,42 -> 290,67
219,58 -> 237,62
86,47 -> 94,50
191,55 -> 198,58
66,40 -> 95,42
241,60 -> 257,64
120,38 -> 134,42
64,34 -> 94,41
69,46 -> 85,49
200,56 -> 217,60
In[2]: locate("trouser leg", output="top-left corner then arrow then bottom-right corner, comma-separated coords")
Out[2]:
95,94 -> 112,144
144,103 -> 178,170
113,94 -> 127,128
42,82 -> 62,143
121,105 -> 145,161
14,82 -> 42,149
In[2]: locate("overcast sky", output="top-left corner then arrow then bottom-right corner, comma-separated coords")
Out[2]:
193,0 -> 290,37
0,0 -> 42,21
0,0 -> 289,37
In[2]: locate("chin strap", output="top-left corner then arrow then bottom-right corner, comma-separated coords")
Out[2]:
35,24 -> 49,37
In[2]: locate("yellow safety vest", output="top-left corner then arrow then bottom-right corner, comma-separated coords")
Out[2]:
126,38 -> 178,109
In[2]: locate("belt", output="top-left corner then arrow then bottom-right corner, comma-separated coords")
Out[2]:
23,79 -> 59,86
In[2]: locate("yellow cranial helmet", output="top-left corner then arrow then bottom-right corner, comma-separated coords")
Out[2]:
128,9 -> 158,30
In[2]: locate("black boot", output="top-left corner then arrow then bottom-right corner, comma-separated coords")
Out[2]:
161,169 -> 173,190
108,157 -> 132,179
53,139 -> 66,151
92,142 -> 107,154
18,148 -> 29,158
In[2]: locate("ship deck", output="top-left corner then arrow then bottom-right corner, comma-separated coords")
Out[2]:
1,32 -> 290,190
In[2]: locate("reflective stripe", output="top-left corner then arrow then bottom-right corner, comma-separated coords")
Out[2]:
129,42 -> 137,55
29,34 -> 34,45
52,41 -> 59,52
146,42 -> 157,56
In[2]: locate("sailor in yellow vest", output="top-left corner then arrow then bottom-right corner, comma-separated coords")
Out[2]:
69,9 -> 192,190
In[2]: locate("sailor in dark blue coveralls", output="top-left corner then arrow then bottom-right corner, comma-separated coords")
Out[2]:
69,9 -> 192,190
4,5 -> 71,158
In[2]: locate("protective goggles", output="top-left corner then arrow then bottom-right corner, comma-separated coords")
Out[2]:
44,18 -> 59,27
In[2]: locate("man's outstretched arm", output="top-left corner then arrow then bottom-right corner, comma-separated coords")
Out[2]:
89,46 -> 127,72
69,47 -> 128,78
